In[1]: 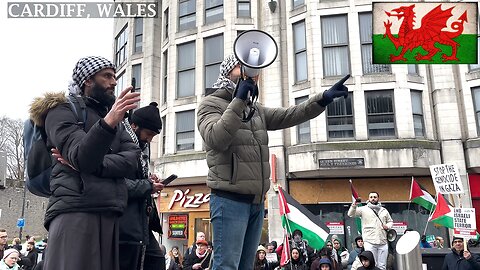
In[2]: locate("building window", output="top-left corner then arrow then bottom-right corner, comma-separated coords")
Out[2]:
407,64 -> 418,75
132,64 -> 142,93
163,50 -> 168,104
205,0 -> 223,24
26,200 -> 30,209
472,87 -> 480,134
115,71 -> 126,96
366,90 -> 396,138
295,96 -> 311,143
115,25 -> 128,67
293,0 -> 304,9
469,37 -> 480,71
134,17 -> 143,53
204,35 -> 224,89
322,15 -> 350,77
164,8 -> 169,40
179,0 -> 196,31
162,116 -> 166,154
177,42 -> 196,98
327,94 -> 354,139
8,200 -> 11,208
237,0 -> 250,17
176,110 -> 195,151
293,21 -> 307,83
411,90 -> 425,137
359,13 -> 390,74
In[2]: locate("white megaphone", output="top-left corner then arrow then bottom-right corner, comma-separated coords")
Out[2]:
234,30 -> 278,78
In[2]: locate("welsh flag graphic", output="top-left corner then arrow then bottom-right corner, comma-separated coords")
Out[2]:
409,177 -> 436,212
278,187 -> 330,250
372,2 -> 478,64
428,192 -> 454,229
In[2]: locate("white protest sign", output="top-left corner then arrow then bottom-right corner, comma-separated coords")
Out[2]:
326,222 -> 345,235
429,164 -> 464,194
453,208 -> 477,239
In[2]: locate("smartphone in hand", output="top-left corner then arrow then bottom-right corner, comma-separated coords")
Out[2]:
161,174 -> 178,186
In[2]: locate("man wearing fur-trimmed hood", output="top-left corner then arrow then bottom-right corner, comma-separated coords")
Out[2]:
30,56 -> 141,270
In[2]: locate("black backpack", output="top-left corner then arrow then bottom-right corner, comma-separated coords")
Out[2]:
23,94 -> 86,197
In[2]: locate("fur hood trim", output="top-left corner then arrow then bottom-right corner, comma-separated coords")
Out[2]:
29,92 -> 67,127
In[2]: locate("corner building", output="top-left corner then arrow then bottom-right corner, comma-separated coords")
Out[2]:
112,0 -> 480,252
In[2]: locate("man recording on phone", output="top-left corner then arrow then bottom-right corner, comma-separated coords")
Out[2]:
197,53 -> 350,270
348,192 -> 393,270
118,102 -> 166,270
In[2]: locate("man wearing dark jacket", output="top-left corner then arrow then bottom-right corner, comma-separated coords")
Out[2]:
119,102 -> 166,270
442,237 -> 480,270
34,56 -> 141,270
197,54 -> 349,270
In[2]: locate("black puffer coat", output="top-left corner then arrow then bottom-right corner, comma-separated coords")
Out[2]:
34,93 -> 140,228
442,249 -> 480,270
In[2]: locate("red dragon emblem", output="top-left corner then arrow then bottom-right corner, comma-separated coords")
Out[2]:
383,4 -> 468,62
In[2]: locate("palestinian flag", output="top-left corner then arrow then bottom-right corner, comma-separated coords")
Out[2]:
278,187 -> 330,250
350,180 -> 362,234
372,2 -> 478,64
280,231 -> 290,267
409,177 -> 436,212
428,192 -> 454,229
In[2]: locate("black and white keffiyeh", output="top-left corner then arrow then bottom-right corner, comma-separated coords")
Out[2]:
68,56 -> 115,95
211,54 -> 239,90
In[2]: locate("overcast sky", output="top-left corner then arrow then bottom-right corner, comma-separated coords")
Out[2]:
0,0 -> 114,120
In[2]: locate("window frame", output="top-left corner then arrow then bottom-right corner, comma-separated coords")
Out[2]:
295,96 -> 311,144
321,15 -> 350,77
293,20 -> 308,83
326,94 -> 355,140
237,0 -> 251,18
162,50 -> 168,104
134,17 -> 143,53
472,87 -> 480,135
204,35 -> 224,90
176,41 -> 196,98
410,90 -> 425,138
178,0 -> 196,31
359,12 -> 390,74
205,0 -> 224,24
175,110 -> 195,152
365,90 -> 396,139
115,24 -> 128,67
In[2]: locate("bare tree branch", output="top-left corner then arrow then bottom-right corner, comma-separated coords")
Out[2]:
0,116 -> 24,180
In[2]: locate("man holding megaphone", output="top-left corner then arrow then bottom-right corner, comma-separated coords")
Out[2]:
348,192 -> 393,270
197,50 -> 350,270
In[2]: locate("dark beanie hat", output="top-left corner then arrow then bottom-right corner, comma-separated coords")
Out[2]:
131,102 -> 162,133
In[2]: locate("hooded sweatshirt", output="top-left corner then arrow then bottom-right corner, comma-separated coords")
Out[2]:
357,251 -> 381,270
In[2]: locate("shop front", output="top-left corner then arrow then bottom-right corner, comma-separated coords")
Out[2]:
287,176 -> 449,250
157,184 -> 212,254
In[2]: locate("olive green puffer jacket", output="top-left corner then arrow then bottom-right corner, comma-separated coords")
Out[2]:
197,87 -> 327,204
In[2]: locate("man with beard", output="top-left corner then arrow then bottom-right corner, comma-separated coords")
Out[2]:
32,56 -> 141,270
19,241 -> 38,270
119,102 -> 166,270
0,229 -> 7,259
348,192 -> 393,270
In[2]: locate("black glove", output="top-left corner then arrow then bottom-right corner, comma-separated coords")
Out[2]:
317,74 -> 350,107
235,78 -> 257,100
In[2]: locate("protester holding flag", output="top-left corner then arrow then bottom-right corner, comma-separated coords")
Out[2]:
348,192 -> 393,270
282,248 -> 308,270
442,237 -> 480,270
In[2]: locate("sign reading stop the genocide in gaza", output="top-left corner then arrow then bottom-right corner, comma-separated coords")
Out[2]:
453,208 -> 477,239
429,163 -> 464,194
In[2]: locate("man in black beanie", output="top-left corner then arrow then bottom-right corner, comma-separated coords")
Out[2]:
442,236 -> 480,270
119,102 -> 166,270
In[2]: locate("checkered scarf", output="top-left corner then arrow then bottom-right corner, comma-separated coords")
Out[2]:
68,56 -> 115,95
212,54 -> 239,90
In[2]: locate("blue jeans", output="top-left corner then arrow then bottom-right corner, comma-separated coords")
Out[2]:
210,194 -> 264,270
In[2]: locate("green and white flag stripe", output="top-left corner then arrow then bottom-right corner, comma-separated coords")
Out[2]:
278,188 -> 330,250
428,193 -> 454,229
410,177 -> 436,212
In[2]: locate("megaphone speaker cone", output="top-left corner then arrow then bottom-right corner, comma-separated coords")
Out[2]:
234,30 -> 278,70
